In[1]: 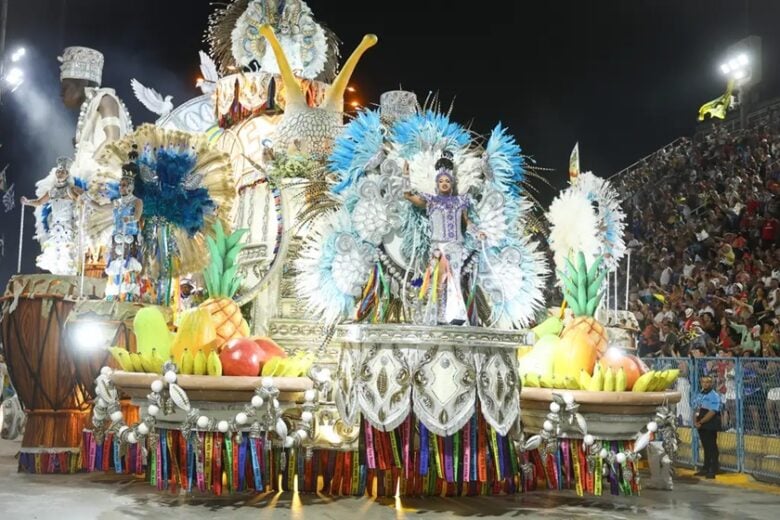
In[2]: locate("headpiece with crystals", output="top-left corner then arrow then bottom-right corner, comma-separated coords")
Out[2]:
58,46 -> 104,85
435,150 -> 455,184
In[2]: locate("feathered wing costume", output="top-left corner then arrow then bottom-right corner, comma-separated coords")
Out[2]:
90,124 -> 235,300
295,109 -> 549,328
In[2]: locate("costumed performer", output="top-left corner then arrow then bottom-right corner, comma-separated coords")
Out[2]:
21,157 -> 83,275
403,151 -> 485,325
105,150 -> 143,301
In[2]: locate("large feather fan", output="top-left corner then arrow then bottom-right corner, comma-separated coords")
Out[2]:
482,122 -> 526,200
207,0 -> 339,81
330,109 -> 386,194
295,209 -> 376,325
91,124 -> 235,275
478,236 -> 549,329
569,171 -> 626,271
546,189 -> 600,277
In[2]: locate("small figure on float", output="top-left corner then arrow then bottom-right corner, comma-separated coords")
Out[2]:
402,151 -> 485,325
105,151 -> 143,301
21,157 -> 83,275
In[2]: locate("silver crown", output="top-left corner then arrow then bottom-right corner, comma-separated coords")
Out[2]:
56,156 -> 73,170
58,46 -> 104,85
380,90 -> 418,124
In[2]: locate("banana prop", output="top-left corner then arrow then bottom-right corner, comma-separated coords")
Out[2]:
261,352 -> 315,377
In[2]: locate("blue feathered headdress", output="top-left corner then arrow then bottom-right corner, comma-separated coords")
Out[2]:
390,110 -> 471,159
134,147 -> 216,236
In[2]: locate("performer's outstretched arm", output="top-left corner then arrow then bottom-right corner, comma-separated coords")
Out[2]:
21,192 -> 49,207
93,95 -> 121,158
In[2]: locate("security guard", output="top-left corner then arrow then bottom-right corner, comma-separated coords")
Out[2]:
694,375 -> 721,478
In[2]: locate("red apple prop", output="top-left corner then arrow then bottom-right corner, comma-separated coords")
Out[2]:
219,338 -> 265,376
250,336 -> 288,361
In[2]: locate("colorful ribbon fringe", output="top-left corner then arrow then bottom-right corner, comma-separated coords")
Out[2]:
79,415 -> 640,497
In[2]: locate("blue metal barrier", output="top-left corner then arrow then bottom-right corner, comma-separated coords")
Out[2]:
642,357 -> 780,480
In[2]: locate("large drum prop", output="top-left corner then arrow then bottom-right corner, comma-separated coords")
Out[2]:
0,275 -> 105,466
63,300 -> 173,429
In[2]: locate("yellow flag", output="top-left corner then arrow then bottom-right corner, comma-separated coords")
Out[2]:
569,142 -> 580,184
698,79 -> 735,121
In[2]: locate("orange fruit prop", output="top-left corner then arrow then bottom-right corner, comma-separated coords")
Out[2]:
553,329 -> 597,380
598,350 -> 645,390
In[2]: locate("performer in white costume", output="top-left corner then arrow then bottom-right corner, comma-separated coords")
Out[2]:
21,158 -> 83,275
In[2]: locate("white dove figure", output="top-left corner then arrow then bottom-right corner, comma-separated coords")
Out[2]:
196,51 -> 219,94
130,78 -> 174,116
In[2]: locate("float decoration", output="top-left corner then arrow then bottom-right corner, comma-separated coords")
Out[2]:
296,106 -> 549,329
207,0 -> 341,82
200,221 -> 251,350
92,124 -> 235,303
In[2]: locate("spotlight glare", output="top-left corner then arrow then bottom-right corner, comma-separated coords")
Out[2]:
73,321 -> 106,352
738,53 -> 749,66
734,69 -> 746,80
5,67 -> 23,85
11,47 -> 26,62
720,63 -> 730,75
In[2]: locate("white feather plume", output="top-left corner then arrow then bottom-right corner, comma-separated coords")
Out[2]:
403,148 -> 482,196
130,79 -> 174,116
570,171 -> 627,271
546,189 -> 600,276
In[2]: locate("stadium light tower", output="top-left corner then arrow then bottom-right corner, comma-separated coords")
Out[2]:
719,36 -> 762,128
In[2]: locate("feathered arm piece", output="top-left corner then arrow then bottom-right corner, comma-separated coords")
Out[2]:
329,110 -> 386,194
482,122 -> 525,199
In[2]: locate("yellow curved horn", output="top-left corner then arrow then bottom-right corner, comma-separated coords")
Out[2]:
322,34 -> 378,112
258,24 -> 306,109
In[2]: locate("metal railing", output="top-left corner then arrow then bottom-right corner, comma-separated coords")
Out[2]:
608,137 -> 686,181
643,357 -> 780,481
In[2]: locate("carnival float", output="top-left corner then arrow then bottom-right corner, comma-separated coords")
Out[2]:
0,0 -> 680,499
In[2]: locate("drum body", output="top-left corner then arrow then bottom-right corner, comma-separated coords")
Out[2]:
63,300 -> 172,427
1,275 -> 105,469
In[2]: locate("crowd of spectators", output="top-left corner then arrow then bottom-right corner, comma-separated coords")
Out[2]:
614,120 -> 780,434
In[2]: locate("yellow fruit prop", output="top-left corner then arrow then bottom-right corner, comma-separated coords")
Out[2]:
133,307 -> 172,359
194,350 -> 207,375
201,221 -> 251,351
207,350 -> 222,376
170,308 -> 219,360
179,348 -> 195,375
518,335 -> 558,379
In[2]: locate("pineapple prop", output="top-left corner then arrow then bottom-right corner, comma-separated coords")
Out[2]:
552,252 -> 608,380
200,221 -> 250,351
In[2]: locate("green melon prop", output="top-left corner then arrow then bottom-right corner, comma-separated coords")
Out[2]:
133,307 -> 172,359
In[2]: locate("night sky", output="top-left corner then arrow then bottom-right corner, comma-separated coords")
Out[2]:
0,0 -> 778,285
